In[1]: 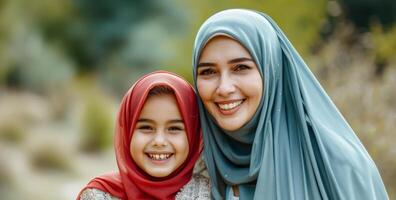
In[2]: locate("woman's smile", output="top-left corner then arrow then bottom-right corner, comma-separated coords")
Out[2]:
215,99 -> 245,115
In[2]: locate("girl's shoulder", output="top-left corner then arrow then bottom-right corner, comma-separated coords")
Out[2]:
79,174 -> 211,200
79,188 -> 120,200
176,174 -> 211,200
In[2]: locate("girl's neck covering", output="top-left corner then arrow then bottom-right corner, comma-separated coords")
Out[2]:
77,71 -> 202,200
192,9 -> 388,200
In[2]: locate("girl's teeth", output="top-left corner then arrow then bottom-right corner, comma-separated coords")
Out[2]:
148,153 -> 172,160
218,100 -> 243,110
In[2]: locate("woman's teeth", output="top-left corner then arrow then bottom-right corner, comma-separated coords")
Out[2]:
147,153 -> 172,160
218,100 -> 243,110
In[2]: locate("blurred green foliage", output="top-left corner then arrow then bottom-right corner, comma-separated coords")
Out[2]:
80,100 -> 113,152
340,0 -> 396,29
0,0 -> 75,92
0,122 -> 24,144
0,0 -> 187,95
1,0 -> 395,89
371,23 -> 396,73
79,79 -> 114,152
30,144 -> 72,172
42,0 -> 178,71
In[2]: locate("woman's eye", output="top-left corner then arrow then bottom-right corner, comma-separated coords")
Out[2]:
198,68 -> 216,76
234,64 -> 251,72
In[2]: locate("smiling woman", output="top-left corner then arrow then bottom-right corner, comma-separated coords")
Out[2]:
76,71 -> 210,200
197,36 -> 263,131
193,9 -> 388,200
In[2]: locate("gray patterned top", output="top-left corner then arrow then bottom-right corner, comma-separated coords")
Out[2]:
79,174 -> 211,200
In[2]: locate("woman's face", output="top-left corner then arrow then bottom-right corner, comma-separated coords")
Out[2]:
196,36 -> 263,131
130,94 -> 189,178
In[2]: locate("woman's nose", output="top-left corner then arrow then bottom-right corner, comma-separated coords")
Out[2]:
216,73 -> 236,97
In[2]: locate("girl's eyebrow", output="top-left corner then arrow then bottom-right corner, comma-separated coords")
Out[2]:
197,57 -> 253,68
137,119 -> 183,123
169,119 -> 184,123
137,118 -> 153,123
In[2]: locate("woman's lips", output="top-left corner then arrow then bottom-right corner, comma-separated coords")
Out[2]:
215,99 -> 245,115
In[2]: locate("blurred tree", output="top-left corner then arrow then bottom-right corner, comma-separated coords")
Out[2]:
40,0 -> 186,73
0,0 -> 75,92
332,0 -> 396,76
371,23 -> 396,75
339,0 -> 396,30
0,0 -> 187,94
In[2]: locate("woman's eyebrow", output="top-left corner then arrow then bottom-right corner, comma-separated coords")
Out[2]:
197,57 -> 253,67
197,62 -> 215,68
228,57 -> 253,64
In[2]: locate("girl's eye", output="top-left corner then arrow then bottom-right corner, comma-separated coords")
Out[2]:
168,126 -> 184,133
198,68 -> 216,76
137,125 -> 154,133
234,64 -> 251,72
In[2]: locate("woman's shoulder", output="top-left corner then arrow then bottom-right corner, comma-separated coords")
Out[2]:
79,188 -> 121,200
176,174 -> 211,200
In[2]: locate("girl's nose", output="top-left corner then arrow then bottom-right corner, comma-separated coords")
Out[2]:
152,131 -> 168,147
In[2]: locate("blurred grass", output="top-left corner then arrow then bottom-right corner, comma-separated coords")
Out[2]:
0,122 -> 24,144
29,143 -> 73,172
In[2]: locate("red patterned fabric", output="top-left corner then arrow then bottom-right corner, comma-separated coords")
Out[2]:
77,71 -> 202,200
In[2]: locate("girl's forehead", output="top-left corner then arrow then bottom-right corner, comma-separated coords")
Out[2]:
138,94 -> 182,121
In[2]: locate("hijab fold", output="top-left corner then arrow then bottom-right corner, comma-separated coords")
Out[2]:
192,9 -> 388,200
77,71 -> 202,200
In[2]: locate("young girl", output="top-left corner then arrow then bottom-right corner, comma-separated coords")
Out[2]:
77,71 -> 210,200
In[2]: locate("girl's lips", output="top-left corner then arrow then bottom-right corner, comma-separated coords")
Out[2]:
145,153 -> 174,164
146,153 -> 173,160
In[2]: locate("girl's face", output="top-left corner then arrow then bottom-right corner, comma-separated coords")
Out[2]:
130,94 -> 189,178
196,36 -> 263,131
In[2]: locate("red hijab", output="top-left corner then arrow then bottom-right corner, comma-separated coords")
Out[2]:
77,71 -> 202,200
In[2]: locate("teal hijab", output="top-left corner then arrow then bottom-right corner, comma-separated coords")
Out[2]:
192,9 -> 388,200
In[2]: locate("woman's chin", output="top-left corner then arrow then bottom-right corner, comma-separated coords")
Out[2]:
213,109 -> 249,131
217,119 -> 244,132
